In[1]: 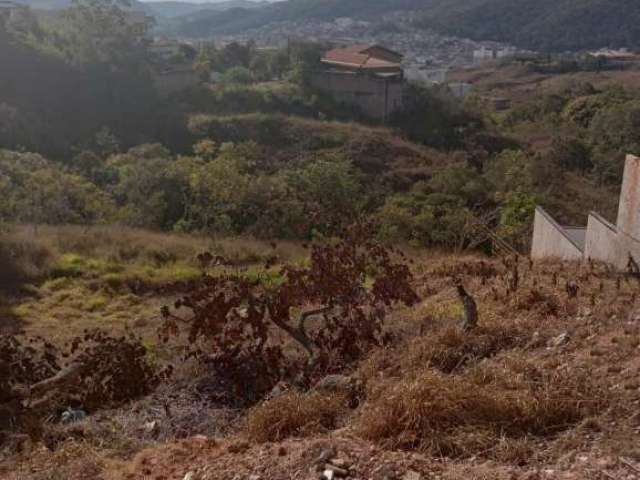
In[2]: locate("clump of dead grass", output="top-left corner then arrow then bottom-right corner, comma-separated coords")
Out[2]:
416,323 -> 529,373
356,357 -> 608,461
364,321 -> 531,380
514,288 -> 561,317
246,391 -> 349,442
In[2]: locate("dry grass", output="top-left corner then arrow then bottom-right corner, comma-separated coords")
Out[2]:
246,391 -> 349,443
6,235 -> 640,478
353,256 -> 633,464
408,323 -> 529,373
1,224 -> 308,340
0,234 -> 55,292
6,224 -> 305,270
356,357 -> 608,461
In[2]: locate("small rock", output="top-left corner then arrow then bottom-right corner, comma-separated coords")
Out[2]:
249,475 -> 261,480
548,332 -> 570,348
321,470 -> 335,480
265,381 -> 292,401
402,471 -> 421,480
143,420 -> 158,433
325,464 -> 349,477
61,407 -> 87,424
183,472 -> 195,480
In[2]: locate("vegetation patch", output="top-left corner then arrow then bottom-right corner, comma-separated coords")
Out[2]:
357,360 -> 608,459
246,391 -> 348,442
409,323 -> 529,373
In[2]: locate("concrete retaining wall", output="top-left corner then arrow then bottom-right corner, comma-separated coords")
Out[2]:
531,207 -> 583,261
584,213 -> 620,266
532,154 -> 640,270
617,154 -> 640,240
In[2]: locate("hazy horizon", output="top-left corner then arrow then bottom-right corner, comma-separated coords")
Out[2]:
138,0 -> 282,3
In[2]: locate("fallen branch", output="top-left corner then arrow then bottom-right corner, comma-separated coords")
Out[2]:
21,363 -> 83,399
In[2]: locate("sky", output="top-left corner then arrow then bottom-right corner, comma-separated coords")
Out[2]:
138,0 -> 283,3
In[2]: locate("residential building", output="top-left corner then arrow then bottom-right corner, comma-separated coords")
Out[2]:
310,44 -> 405,121
404,66 -> 448,85
587,48 -> 636,60
473,46 -> 517,64
531,154 -> 640,269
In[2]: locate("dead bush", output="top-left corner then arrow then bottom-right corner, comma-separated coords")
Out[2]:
515,288 -> 560,317
160,229 -> 418,404
1,330 -> 169,442
246,391 -> 348,442
356,360 -> 607,459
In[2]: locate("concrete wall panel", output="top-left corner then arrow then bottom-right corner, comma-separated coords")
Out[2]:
617,154 -> 640,239
531,208 -> 583,261
585,213 -> 620,267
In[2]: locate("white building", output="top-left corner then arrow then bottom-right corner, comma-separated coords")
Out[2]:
404,66 -> 448,85
473,46 -> 517,64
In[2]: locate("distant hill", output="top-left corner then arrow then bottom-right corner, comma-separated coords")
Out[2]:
168,0 -> 640,52
417,0 -> 640,52
14,0 -> 152,12
145,0 -> 267,19
13,0 -> 269,18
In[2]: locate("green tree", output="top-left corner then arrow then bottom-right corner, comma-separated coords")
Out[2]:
549,136 -> 592,172
284,155 -> 363,236
220,66 -> 254,86
60,0 -> 152,67
107,144 -> 187,229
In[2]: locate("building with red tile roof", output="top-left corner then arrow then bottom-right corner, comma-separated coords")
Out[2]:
311,44 -> 405,121
321,44 -> 404,72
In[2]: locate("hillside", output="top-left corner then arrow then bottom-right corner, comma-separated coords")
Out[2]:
418,0 -> 640,52
4,230 -> 640,479
170,0 -> 640,52
145,0 -> 267,20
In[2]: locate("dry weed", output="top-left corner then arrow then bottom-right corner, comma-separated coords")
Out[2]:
356,358 -> 608,460
246,391 -> 348,442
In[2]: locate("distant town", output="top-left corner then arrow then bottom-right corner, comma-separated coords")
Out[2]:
201,11 -> 525,70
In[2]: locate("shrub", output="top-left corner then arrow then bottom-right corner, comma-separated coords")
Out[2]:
220,66 -> 254,86
1,329 -> 168,437
160,228 -> 419,403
